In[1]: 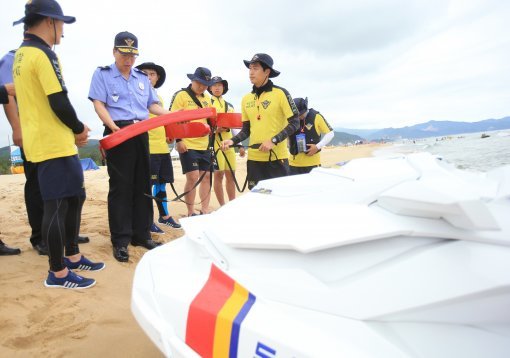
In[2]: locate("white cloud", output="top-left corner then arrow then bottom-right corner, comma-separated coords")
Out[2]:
1,0 -> 509,146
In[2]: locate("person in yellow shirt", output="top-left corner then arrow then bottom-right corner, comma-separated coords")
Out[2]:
135,62 -> 181,231
169,67 -> 214,216
221,53 -> 299,189
13,0 -> 103,288
288,97 -> 335,174
208,76 -> 245,206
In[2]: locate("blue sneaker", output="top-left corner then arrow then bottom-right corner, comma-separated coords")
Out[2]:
150,222 -> 165,234
44,270 -> 96,289
64,255 -> 105,271
158,216 -> 182,228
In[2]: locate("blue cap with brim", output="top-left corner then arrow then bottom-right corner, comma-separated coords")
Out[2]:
13,0 -> 76,26
187,67 -> 214,86
243,53 -> 280,78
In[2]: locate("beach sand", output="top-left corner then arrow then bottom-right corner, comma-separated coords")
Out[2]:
0,143 -> 382,357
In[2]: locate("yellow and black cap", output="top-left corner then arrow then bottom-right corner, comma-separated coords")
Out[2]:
207,76 -> 229,95
243,53 -> 280,78
114,31 -> 139,55
13,0 -> 76,26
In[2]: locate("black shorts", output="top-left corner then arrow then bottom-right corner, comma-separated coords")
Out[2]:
289,165 -> 318,175
37,155 -> 85,201
150,153 -> 174,184
246,159 -> 289,190
179,149 -> 214,174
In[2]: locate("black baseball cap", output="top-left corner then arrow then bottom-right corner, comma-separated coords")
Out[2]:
243,53 -> 280,78
114,31 -> 139,55
13,0 -> 76,26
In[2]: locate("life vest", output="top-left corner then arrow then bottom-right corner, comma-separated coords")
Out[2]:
289,109 -> 321,155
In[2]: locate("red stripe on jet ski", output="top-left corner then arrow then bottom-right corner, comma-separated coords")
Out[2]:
186,264 -> 235,358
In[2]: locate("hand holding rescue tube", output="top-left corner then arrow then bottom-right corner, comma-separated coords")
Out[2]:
99,109 -> 244,150
99,108 -> 216,150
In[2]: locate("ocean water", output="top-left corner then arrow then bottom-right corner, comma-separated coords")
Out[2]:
373,130 -> 510,172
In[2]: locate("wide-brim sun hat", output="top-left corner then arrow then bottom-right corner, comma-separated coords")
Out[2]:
243,53 -> 280,78
136,62 -> 166,88
293,97 -> 308,115
207,76 -> 229,95
13,0 -> 76,26
187,67 -> 214,86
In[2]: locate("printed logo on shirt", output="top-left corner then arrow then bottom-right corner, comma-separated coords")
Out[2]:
246,100 -> 256,109
261,100 -> 271,109
305,123 -> 313,130
288,94 -> 298,115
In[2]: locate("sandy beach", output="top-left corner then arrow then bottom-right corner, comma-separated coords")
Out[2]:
0,143 -> 383,357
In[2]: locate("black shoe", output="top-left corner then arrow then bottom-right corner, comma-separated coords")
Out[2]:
113,246 -> 129,262
78,235 -> 90,244
0,240 -> 21,256
131,239 -> 162,250
33,243 -> 49,256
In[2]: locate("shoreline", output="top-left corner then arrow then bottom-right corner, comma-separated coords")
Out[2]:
0,144 -> 383,357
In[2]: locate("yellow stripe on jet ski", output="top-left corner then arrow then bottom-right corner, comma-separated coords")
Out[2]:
213,282 -> 250,357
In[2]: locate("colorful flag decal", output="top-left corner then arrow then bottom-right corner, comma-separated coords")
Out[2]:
186,264 -> 256,358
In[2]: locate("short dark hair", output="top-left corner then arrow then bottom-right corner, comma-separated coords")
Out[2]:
259,62 -> 270,72
24,13 -> 47,28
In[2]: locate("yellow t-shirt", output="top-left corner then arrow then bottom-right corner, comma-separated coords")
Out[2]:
169,88 -> 211,150
241,84 -> 297,162
148,94 -> 170,154
289,112 -> 333,167
13,36 -> 77,162
212,96 -> 236,170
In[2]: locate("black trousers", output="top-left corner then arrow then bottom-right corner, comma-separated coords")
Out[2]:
104,131 -> 153,247
21,148 -> 44,247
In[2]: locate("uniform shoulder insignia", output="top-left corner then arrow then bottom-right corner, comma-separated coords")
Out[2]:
98,65 -> 111,70
134,68 -> 147,76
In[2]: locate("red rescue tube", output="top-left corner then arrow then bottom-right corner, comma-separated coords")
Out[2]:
216,113 -> 242,128
165,122 -> 211,140
99,107 -> 217,150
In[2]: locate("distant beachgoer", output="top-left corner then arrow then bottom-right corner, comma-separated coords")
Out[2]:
88,31 -> 170,262
1,49 -> 90,257
221,53 -> 299,189
169,67 -> 214,216
208,76 -> 245,206
13,0 -> 103,288
135,62 -> 181,231
288,97 -> 334,175
0,83 -> 21,256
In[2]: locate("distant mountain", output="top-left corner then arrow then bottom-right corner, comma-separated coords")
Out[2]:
337,116 -> 510,141
330,131 -> 363,145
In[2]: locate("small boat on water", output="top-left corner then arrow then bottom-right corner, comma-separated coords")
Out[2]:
132,152 -> 510,358
481,133 -> 490,138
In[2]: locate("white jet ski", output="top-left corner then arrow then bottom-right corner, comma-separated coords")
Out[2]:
132,152 -> 510,358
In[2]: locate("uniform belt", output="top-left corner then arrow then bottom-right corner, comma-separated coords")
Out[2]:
114,119 -> 140,126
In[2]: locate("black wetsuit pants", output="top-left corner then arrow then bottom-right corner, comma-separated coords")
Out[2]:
43,196 -> 83,272
21,148 -> 44,247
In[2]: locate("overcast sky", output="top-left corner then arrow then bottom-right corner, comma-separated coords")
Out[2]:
1,0 -> 510,146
